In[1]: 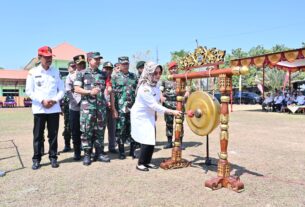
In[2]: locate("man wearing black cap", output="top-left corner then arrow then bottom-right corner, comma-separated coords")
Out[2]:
136,61 -> 145,79
112,56 -> 138,159
74,52 -> 111,165
102,61 -> 118,153
65,55 -> 86,160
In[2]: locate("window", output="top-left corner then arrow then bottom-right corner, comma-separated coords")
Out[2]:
3,89 -> 19,97
59,67 -> 69,78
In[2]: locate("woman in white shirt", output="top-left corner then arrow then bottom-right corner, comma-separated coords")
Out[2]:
131,61 -> 182,171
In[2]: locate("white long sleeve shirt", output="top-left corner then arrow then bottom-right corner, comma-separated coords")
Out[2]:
25,65 -> 64,114
296,95 -> 305,105
131,84 -> 167,145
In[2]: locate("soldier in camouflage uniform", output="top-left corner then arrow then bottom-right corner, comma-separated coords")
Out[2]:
74,52 -> 111,166
160,61 -> 188,150
112,56 -> 138,159
61,62 -> 75,152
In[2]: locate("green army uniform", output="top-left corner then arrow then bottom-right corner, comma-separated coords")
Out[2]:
74,52 -> 110,165
161,79 -> 184,148
61,93 -> 72,152
112,57 -> 138,159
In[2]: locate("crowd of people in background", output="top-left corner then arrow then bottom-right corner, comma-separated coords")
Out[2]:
262,89 -> 305,112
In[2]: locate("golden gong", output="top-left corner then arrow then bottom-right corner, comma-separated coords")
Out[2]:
185,91 -> 220,136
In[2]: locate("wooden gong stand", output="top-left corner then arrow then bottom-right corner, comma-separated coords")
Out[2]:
160,66 -> 248,193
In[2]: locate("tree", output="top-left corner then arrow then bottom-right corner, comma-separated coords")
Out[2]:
130,50 -> 152,73
271,44 -> 290,53
170,49 -> 189,62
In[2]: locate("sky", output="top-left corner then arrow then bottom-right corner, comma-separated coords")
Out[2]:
0,0 -> 304,69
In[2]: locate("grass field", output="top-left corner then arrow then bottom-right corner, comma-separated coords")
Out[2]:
0,106 -> 305,207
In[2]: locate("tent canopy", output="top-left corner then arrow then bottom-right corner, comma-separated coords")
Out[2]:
230,48 -> 305,72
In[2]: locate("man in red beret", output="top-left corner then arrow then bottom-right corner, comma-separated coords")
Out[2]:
26,46 -> 65,170
160,61 -> 188,150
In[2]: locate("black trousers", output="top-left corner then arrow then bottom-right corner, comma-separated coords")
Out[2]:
138,144 -> 155,165
69,109 -> 81,149
32,113 -> 59,162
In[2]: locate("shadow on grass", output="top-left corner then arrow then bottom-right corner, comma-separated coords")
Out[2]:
156,141 -> 203,149
190,155 -> 264,177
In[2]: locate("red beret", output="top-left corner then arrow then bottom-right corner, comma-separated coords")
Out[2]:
168,61 -> 178,69
38,46 -> 54,57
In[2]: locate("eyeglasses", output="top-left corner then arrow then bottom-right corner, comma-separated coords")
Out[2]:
154,71 -> 162,75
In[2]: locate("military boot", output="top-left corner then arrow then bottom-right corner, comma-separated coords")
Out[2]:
83,149 -> 92,166
163,136 -> 173,149
118,144 -> 126,160
73,144 -> 81,161
95,146 -> 110,162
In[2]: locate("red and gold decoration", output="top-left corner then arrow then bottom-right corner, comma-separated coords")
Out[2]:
230,48 -> 305,72
179,46 -> 226,69
160,78 -> 191,169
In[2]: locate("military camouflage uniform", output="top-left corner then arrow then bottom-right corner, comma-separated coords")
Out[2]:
161,79 -> 184,140
112,71 -> 137,145
74,68 -> 108,150
61,94 -> 71,148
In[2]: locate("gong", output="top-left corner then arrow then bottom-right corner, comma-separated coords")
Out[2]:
185,91 -> 220,136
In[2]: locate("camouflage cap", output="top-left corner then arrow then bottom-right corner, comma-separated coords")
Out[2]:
136,61 -> 146,69
87,52 -> 103,59
73,55 -> 86,64
103,61 -> 114,68
118,56 -> 129,64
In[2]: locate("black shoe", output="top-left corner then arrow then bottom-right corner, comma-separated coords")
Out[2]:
118,144 -> 126,160
63,145 -> 72,152
51,159 -> 59,168
98,154 -> 111,162
163,142 -> 173,149
145,163 -> 158,169
83,154 -> 91,166
91,152 -> 97,162
164,136 -> 173,149
109,149 -> 117,154
136,164 -> 149,171
73,153 -> 81,161
129,142 -> 136,159
180,144 -> 186,150
32,161 -> 41,170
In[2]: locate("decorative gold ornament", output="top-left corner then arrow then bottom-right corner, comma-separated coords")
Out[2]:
218,152 -> 228,160
221,96 -> 230,103
176,96 -> 184,102
220,114 -> 229,124
179,46 -> 226,69
220,131 -> 229,140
